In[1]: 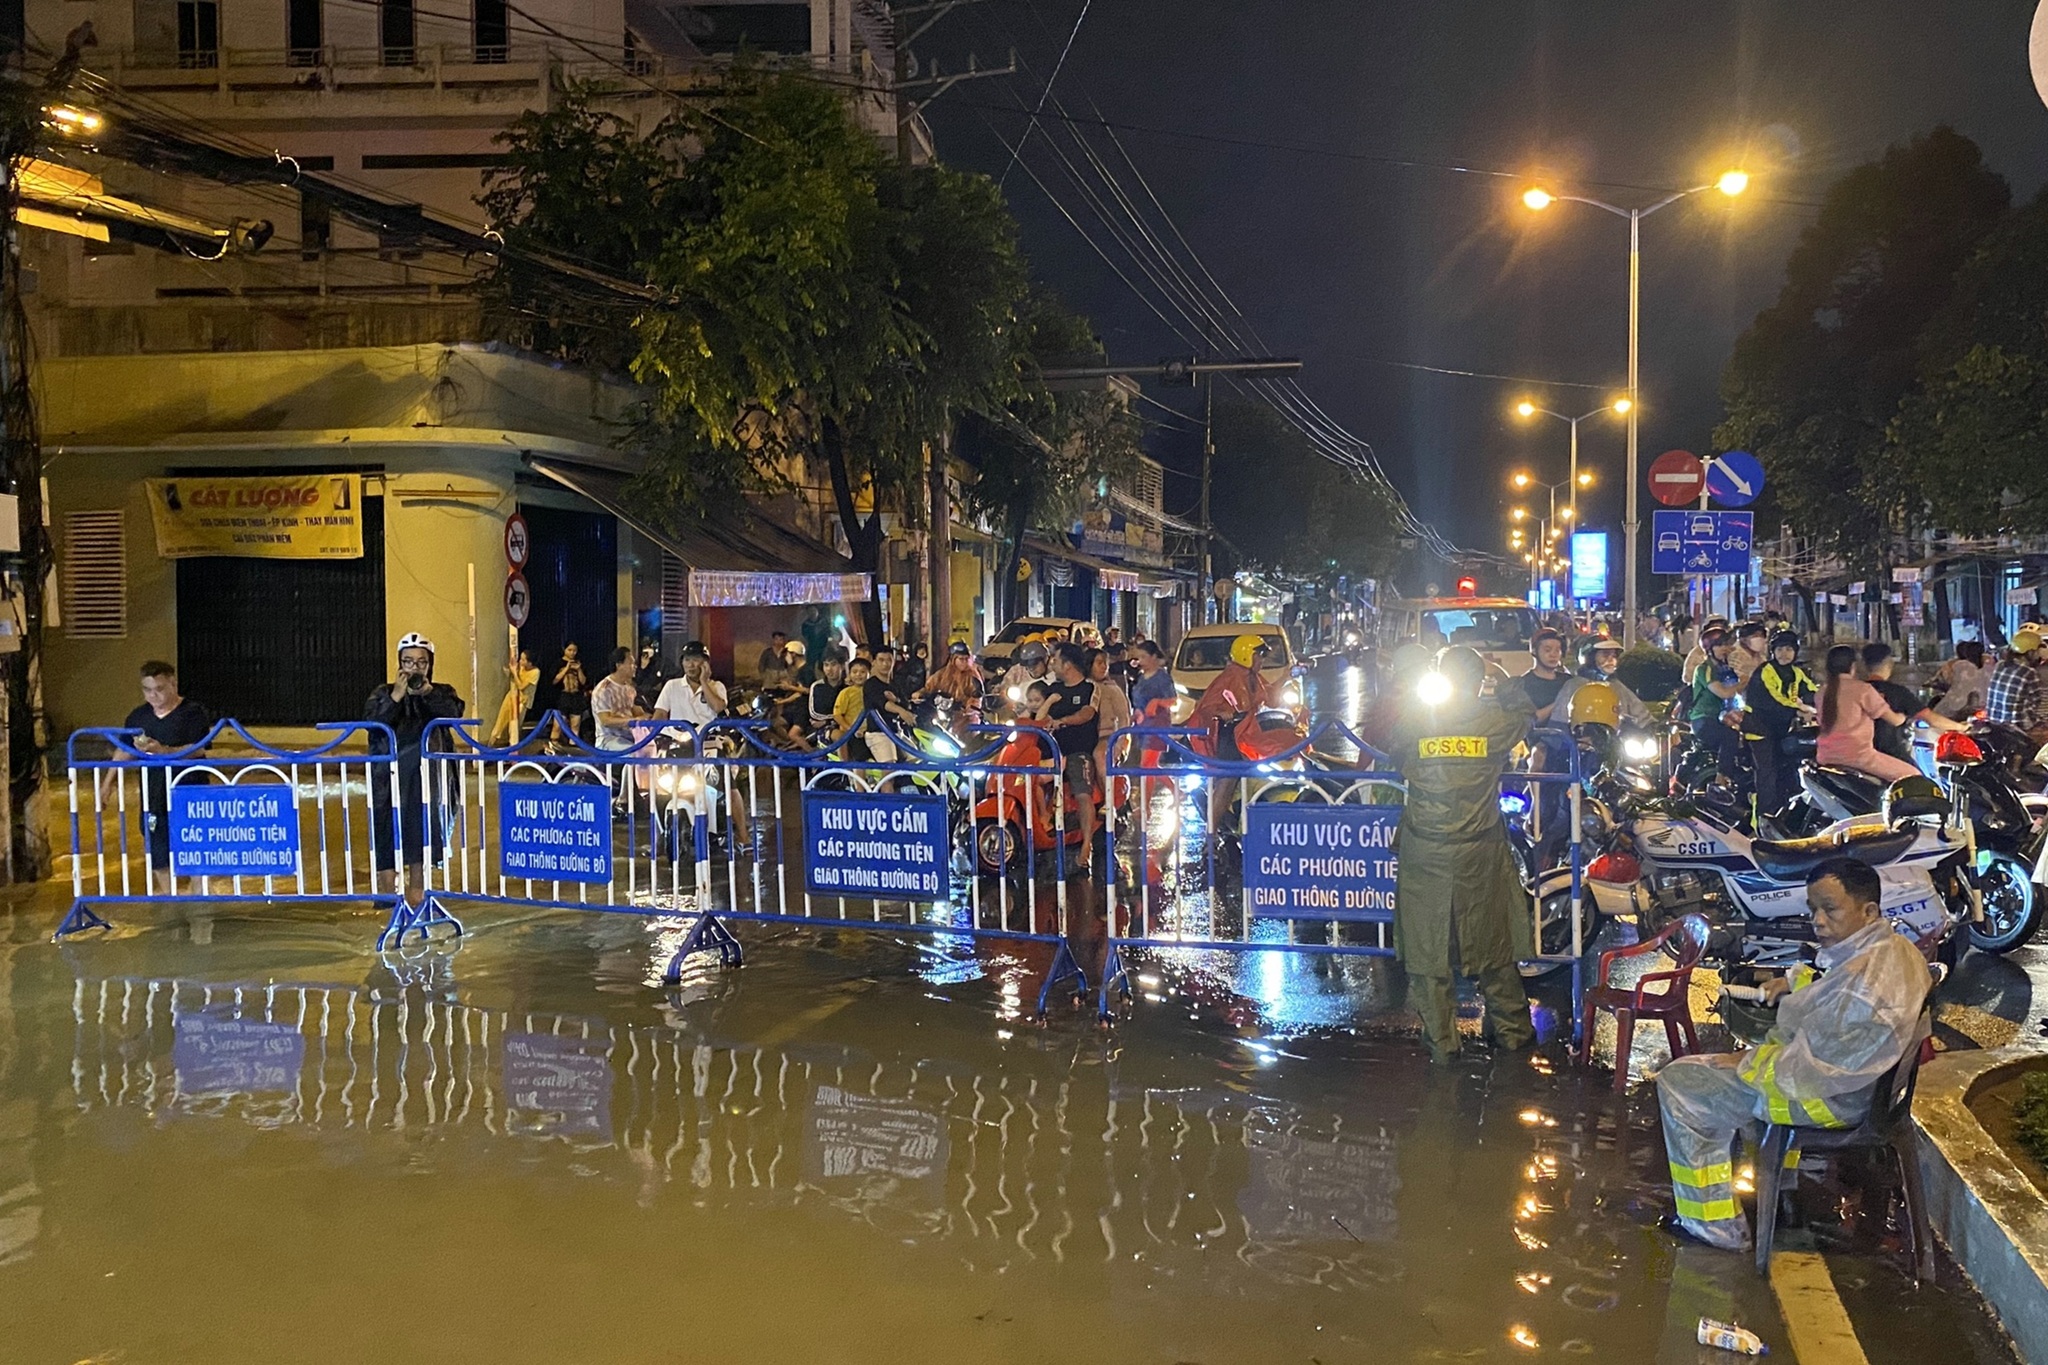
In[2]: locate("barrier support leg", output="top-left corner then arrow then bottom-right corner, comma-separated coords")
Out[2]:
377,894 -> 465,952
664,909 -> 745,983
1097,939 -> 1130,1022
53,900 -> 112,940
1036,935 -> 1089,1017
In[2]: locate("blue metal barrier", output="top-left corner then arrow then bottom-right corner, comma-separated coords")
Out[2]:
57,720 -> 414,941
409,711 -> 1085,991
57,707 -> 1595,1045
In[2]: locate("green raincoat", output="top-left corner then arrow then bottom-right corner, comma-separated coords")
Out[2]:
1388,686 -> 1537,975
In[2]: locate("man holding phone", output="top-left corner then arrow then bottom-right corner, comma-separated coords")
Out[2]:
365,632 -> 465,905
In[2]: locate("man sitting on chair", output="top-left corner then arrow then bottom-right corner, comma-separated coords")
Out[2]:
1656,855 -> 1931,1251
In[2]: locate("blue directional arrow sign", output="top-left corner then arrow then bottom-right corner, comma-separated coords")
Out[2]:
1651,510 -> 1753,576
1704,450 -> 1764,508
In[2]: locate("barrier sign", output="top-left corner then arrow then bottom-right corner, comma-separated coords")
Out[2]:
503,1031 -> 612,1139
1243,804 -> 1399,920
145,473 -> 364,560
498,781 -> 613,883
801,789 -> 949,900
805,1084 -> 948,1194
174,1008 -> 305,1094
169,784 -> 300,876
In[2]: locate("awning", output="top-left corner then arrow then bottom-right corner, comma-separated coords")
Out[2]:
1023,535 -> 1143,593
527,457 -> 871,607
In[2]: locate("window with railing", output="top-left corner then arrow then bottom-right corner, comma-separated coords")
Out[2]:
474,0 -> 509,62
288,0 -> 323,65
177,0 -> 219,68
381,0 -> 416,65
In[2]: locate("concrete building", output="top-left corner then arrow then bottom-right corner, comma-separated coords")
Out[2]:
22,0 -> 906,729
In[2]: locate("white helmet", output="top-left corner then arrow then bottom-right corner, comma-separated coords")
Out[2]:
396,632 -> 436,658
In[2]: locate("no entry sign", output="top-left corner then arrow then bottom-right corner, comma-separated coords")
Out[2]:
1648,450 -> 1705,507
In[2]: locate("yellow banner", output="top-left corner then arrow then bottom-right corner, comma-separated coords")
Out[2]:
145,474 -> 365,560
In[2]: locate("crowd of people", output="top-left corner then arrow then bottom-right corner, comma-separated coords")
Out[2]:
1658,610 -> 2040,822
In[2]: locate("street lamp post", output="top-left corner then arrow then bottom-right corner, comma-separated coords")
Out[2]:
1521,170 -> 1748,646
1516,398 -> 1628,528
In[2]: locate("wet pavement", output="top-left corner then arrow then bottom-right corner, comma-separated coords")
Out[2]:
0,880 -> 2033,1364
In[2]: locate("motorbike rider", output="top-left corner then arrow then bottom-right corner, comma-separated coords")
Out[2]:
1985,625 -> 2048,745
1389,645 -> 1538,1065
1187,633 -> 1276,836
365,633 -> 466,905
1730,619 -> 1769,687
808,649 -> 849,739
1657,855 -> 1932,1251
1861,641 -> 1964,763
1687,626 -> 1748,786
1001,639 -> 1051,719
916,641 -> 986,737
1742,629 -> 1818,820
1680,615 -> 1731,689
1555,637 -> 1652,728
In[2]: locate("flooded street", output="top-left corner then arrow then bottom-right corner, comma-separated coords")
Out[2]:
0,887 -> 2026,1364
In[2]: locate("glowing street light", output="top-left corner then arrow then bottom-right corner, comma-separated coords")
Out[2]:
1514,397 -> 1627,527
1518,168 -> 1751,644
1511,506 -> 1528,522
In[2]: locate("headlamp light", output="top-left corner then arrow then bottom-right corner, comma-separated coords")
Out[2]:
1416,671 -> 1452,706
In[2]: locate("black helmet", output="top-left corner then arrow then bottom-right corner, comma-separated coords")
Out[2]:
1577,636 -> 1623,671
1768,629 -> 1800,655
1883,775 -> 1950,824
1434,644 -> 1486,697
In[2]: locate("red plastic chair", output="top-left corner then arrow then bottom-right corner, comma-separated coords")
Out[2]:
1576,913 -> 1712,1092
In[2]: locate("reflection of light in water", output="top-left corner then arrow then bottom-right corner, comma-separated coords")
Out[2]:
1509,1323 -> 1541,1350
1516,1271 -> 1552,1294
1513,1228 -> 1547,1251
1524,1155 -> 1560,1182
1515,1193 -> 1549,1220
1256,949 -> 1287,1012
913,933 -> 983,987
1516,1107 -> 1557,1128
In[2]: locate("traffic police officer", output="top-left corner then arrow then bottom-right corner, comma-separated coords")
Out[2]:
1390,644 -> 1538,1065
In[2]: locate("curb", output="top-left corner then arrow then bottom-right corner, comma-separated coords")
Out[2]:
1915,1035 -> 2048,1364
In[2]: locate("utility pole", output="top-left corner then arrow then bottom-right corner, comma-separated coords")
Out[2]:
1200,376 -> 1214,625
1039,356 -> 1301,632
888,0 -> 1012,645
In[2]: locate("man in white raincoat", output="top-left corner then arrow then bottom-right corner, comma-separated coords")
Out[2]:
1656,855 -> 1932,1251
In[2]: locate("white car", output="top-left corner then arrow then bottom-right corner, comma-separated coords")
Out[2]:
977,616 -> 1097,672
1170,623 -> 1301,721
1381,596 -> 1542,678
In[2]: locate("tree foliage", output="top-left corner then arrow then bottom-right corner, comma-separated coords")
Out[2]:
1715,127 -> 2009,566
1209,399 -> 1403,582
480,73 -> 1034,640
1890,188 -> 2048,535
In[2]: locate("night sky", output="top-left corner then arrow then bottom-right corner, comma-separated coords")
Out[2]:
922,1 -> 2048,557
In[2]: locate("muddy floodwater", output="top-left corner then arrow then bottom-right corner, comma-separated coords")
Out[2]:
0,896 -> 2023,1363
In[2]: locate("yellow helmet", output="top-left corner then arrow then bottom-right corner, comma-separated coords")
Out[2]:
2016,626 -> 2044,655
1230,633 -> 1273,668
1568,681 -> 1621,729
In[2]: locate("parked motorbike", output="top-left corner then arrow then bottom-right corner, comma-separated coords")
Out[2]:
971,727 -> 1088,876
1612,781 -> 1977,972
1779,726 -> 2043,953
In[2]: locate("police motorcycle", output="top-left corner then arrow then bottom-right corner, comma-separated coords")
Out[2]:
1615,774 -> 1978,973
1502,683 -> 1642,978
1779,725 -> 2043,953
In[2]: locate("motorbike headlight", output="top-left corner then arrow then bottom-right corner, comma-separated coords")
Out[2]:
1416,672 -> 1452,706
1178,773 -> 1205,793
1007,685 -> 1024,703
1499,791 -> 1532,818
1280,684 -> 1302,707
1623,735 -> 1660,762
929,735 -> 961,758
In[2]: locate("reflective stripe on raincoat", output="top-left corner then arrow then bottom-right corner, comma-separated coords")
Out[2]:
1733,915 -> 1931,1128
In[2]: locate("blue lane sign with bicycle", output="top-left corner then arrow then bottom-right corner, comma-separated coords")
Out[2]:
1703,450 -> 1764,508
1651,509 -> 1754,575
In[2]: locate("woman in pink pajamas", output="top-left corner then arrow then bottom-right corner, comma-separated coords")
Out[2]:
1816,644 -> 1920,783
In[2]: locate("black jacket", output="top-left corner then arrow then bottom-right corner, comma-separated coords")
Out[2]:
365,680 -> 466,757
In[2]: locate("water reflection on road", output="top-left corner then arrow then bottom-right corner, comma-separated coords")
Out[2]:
0,904 -> 2018,1364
